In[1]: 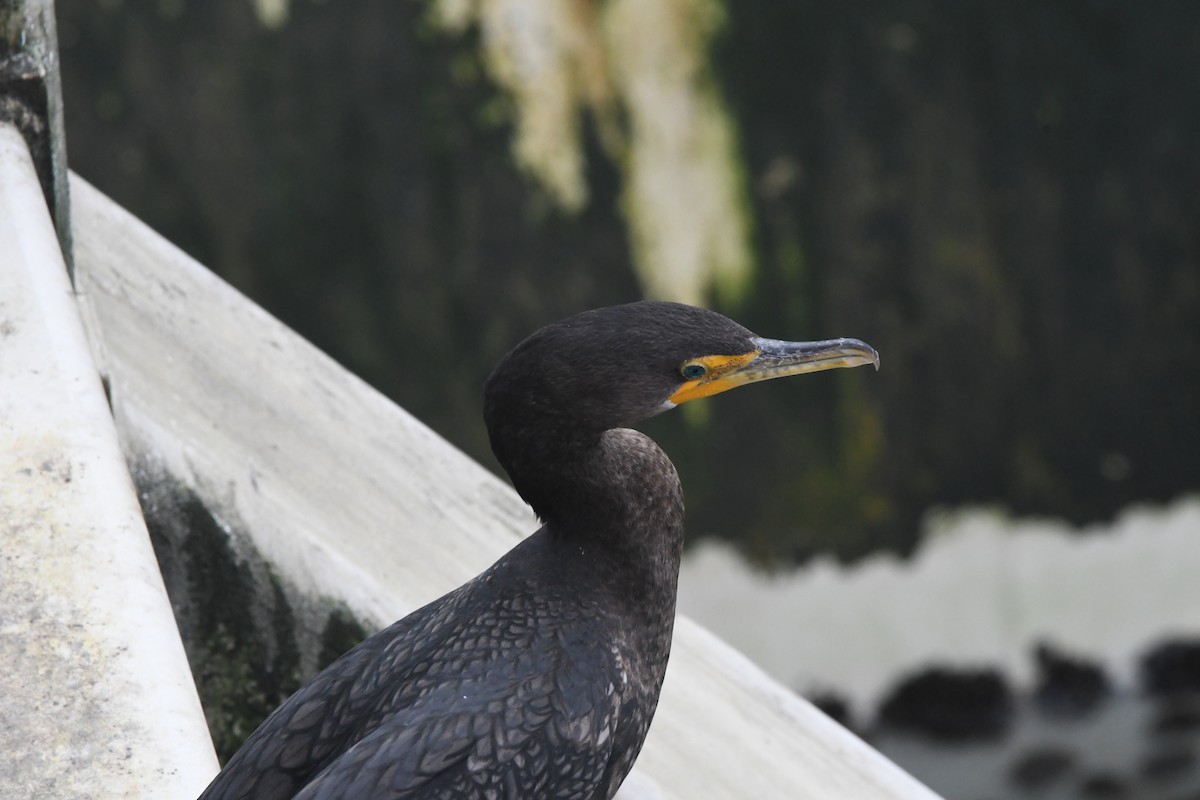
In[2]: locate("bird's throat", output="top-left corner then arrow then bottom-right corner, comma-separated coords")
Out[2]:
509,428 -> 686,618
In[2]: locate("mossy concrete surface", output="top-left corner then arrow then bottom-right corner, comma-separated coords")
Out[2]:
134,459 -> 369,763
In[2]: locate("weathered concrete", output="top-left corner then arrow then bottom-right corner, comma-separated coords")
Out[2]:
70,170 -> 942,799
0,125 -> 217,799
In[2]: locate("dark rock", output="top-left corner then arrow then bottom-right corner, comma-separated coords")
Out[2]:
1008,745 -> 1075,790
1142,640 -> 1200,695
808,690 -> 854,730
1032,641 -> 1110,719
1139,745 -> 1196,782
1150,695 -> 1200,736
877,665 -> 1013,741
1078,771 -> 1129,798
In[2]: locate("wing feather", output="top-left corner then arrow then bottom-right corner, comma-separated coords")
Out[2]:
199,555 -> 625,800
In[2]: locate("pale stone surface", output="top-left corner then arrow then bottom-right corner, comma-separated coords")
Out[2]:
0,124 -> 217,800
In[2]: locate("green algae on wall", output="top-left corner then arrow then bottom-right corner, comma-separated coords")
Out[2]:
431,0 -> 753,305
134,462 -> 369,763
603,0 -> 752,305
433,0 -> 592,213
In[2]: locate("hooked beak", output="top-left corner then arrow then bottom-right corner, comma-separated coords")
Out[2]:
668,337 -> 880,405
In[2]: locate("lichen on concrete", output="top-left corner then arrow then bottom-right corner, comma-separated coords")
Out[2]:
251,0 -> 291,29
0,465 -> 149,799
430,0 -> 753,305
603,0 -> 753,305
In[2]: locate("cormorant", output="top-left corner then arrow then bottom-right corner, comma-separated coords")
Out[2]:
197,301 -> 879,800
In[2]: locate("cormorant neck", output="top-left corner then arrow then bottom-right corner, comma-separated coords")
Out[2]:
492,424 -> 686,613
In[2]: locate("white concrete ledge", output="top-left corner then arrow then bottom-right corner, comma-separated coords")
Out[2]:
0,125 -> 218,798
69,171 -> 942,800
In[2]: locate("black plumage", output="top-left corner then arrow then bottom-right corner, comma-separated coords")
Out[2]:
197,301 -> 878,800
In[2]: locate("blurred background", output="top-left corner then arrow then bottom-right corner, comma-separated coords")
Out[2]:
56,1 -> 1200,798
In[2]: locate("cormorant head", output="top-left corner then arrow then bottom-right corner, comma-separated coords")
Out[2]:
483,301 -> 879,520
484,300 -> 878,449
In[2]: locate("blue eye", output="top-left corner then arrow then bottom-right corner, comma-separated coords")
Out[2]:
681,363 -> 708,380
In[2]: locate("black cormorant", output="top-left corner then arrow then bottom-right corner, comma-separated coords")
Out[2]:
197,301 -> 879,800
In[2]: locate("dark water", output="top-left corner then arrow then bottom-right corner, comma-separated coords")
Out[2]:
873,692 -> 1200,800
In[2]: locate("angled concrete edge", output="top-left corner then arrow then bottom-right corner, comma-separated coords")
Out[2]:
0,125 -> 217,798
69,171 -> 943,800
